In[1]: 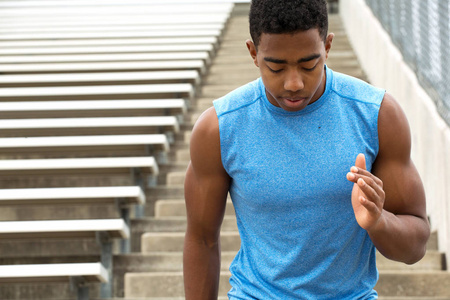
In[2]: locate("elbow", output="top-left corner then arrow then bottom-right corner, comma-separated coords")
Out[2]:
403,245 -> 427,265
404,225 -> 431,265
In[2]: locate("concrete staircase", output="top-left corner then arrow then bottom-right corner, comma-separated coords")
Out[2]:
119,5 -> 450,300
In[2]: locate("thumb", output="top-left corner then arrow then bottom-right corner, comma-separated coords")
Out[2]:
355,153 -> 366,170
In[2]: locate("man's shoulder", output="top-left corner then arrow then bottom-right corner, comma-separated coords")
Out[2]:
330,70 -> 385,106
213,78 -> 262,117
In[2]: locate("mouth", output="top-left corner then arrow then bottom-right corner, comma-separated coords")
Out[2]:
282,97 -> 308,103
276,96 -> 310,111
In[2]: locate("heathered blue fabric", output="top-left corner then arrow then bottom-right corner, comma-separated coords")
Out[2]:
213,66 -> 385,299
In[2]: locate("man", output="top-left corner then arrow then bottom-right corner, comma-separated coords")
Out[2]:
183,0 -> 430,298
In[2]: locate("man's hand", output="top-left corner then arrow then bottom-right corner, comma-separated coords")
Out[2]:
346,153 -> 386,232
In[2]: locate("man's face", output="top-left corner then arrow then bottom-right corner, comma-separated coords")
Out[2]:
247,29 -> 333,112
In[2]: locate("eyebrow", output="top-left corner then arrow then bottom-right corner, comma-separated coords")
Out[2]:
263,53 -> 321,64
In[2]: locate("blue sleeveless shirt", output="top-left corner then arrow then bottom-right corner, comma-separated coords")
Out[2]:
213,66 -> 385,299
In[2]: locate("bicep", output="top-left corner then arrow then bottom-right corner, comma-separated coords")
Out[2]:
372,93 -> 426,218
184,107 -> 230,240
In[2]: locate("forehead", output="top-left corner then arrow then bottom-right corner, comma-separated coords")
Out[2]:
257,29 -> 324,57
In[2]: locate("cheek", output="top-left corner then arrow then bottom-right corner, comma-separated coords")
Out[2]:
260,77 -> 281,100
261,76 -> 281,94
305,68 -> 324,87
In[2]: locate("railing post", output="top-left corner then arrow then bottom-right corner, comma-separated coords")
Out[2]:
130,167 -> 146,217
116,198 -> 131,253
96,232 -> 113,299
77,285 -> 90,300
70,276 -> 89,300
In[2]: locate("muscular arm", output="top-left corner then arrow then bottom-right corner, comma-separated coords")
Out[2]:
183,107 -> 230,299
347,93 -> 430,264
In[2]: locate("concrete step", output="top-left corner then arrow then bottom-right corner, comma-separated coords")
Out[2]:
375,271 -> 450,297
326,59 -> 361,69
141,231 -> 239,253
131,216 -> 237,252
113,252 -> 236,297
146,186 -> 184,200
215,49 -> 250,57
180,121 -> 197,132
140,230 -> 441,260
168,148 -> 190,163
133,215 -> 237,233
118,249 -> 443,274
153,201 -> 444,253
152,199 -> 438,251
166,171 -> 187,186
114,252 -> 236,273
157,172 -> 187,186
376,251 -> 445,271
200,84 -> 248,98
181,130 -> 192,143
144,186 -> 185,215
167,140 -> 189,150
158,162 -> 188,175
143,185 -> 186,217
114,250 -> 445,297
173,131 -> 189,143
195,102 -> 215,112
205,73 -> 260,85
207,63 -> 260,73
184,112 -> 202,125
123,271 -> 450,298
192,97 -> 216,104
124,271 -> 230,298
155,199 -> 234,217
379,298 -> 450,300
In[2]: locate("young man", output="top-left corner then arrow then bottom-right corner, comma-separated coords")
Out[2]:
184,0 -> 430,298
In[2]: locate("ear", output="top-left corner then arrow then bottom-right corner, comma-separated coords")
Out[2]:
324,33 -> 334,60
246,39 -> 259,68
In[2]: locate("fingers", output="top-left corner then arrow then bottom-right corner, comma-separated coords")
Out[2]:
356,177 -> 385,202
355,153 -> 366,170
358,194 -> 379,213
347,168 -> 386,210
348,166 -> 384,188
347,171 -> 384,195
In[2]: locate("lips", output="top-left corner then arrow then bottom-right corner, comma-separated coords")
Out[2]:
282,97 -> 307,102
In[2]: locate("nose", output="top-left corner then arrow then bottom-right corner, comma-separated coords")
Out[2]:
284,69 -> 304,92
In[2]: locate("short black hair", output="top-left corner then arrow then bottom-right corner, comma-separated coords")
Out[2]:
249,0 -> 329,48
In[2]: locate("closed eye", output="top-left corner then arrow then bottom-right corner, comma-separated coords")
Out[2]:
303,64 -> 318,72
268,66 -> 283,73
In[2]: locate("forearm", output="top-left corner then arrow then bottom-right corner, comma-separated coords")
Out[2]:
367,209 -> 430,264
183,230 -> 221,300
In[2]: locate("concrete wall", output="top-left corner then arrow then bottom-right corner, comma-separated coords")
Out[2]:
339,0 -> 450,261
